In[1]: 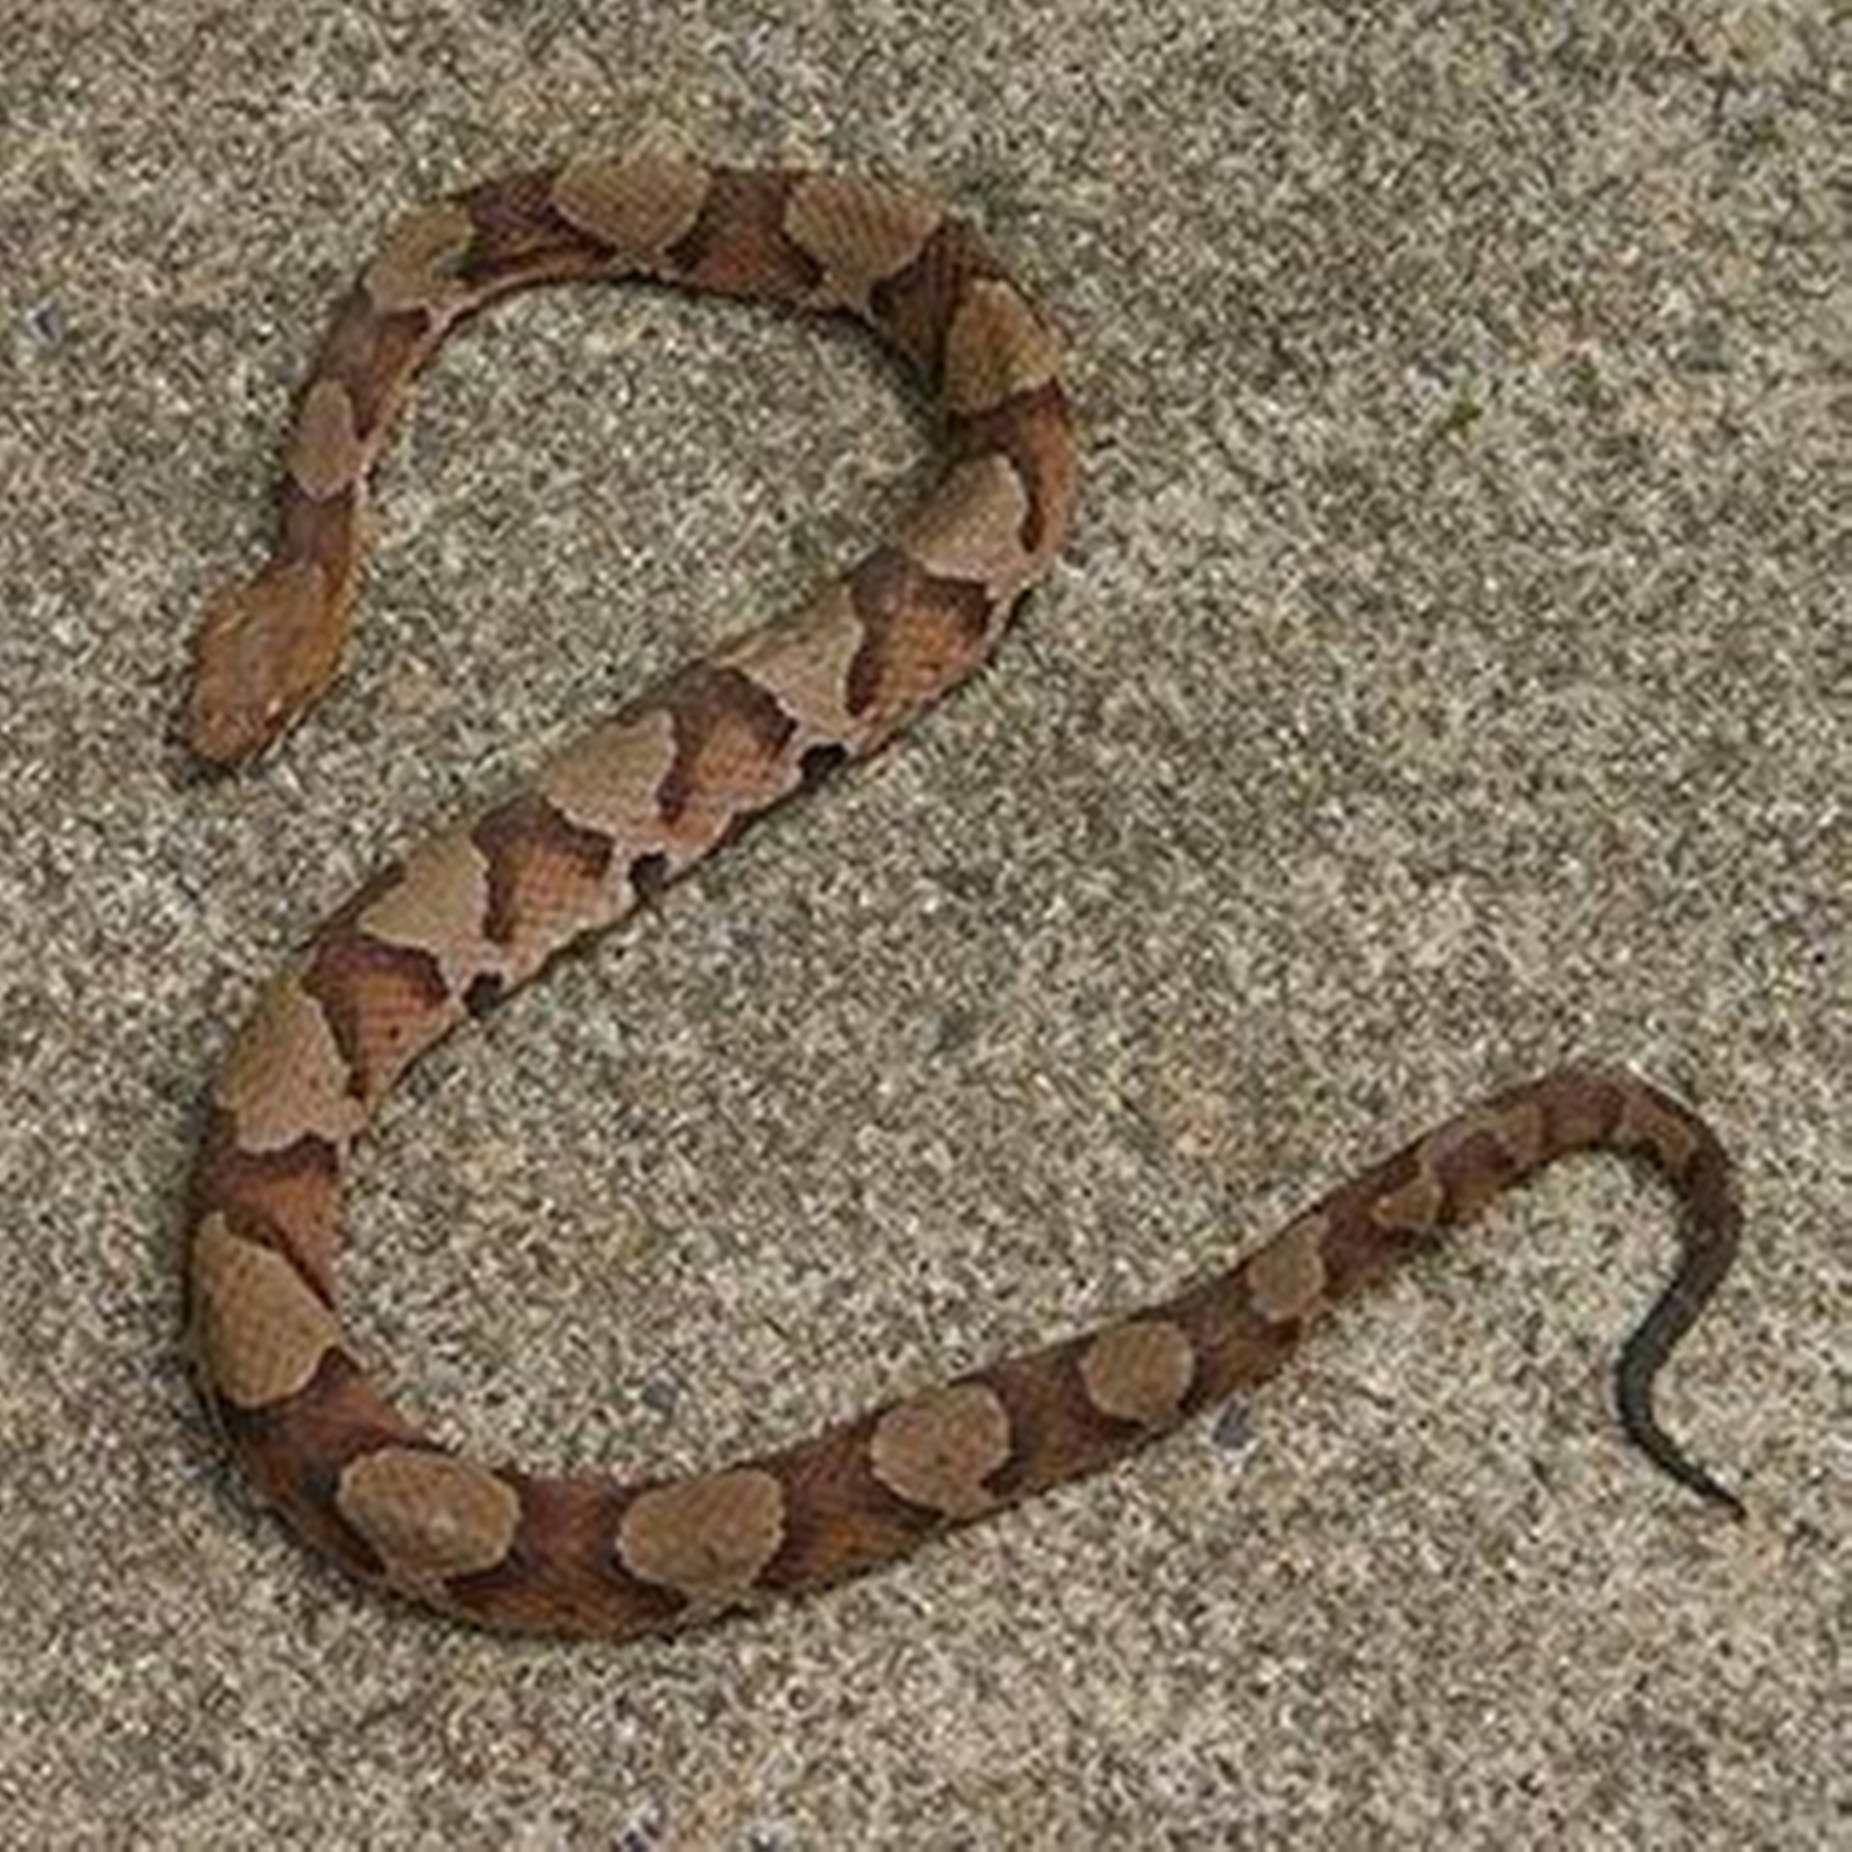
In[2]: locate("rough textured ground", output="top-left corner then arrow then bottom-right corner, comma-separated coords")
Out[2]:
1,3 -> 1844,1846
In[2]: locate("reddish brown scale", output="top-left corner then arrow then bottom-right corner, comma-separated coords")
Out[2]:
187,1111 -> 343,1296
651,661 -> 799,826
452,168 -> 598,280
844,547 -> 995,717
665,167 -> 822,300
1318,1174 -> 1449,1301
946,382 -> 1077,557
308,291 -> 430,440
275,490 -> 357,588
870,217 -> 1007,383
299,928 -> 451,1107
751,1418 -> 944,1593
446,1476 -> 685,1637
973,1338 -> 1138,1501
183,161 -> 1739,1642
213,1352 -> 425,1577
470,793 -> 615,948
1160,1274 -> 1305,1411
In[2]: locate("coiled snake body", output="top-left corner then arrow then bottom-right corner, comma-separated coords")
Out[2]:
184,157 -> 1742,1639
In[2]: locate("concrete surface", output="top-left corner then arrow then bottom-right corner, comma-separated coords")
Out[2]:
0,2 -> 1843,1846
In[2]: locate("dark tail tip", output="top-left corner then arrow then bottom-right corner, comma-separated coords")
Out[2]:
1613,1132 -> 1745,1518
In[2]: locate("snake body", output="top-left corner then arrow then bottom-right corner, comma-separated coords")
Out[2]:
184,157 -> 1742,1639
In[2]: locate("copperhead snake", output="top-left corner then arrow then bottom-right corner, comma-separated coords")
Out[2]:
183,156 -> 1744,1640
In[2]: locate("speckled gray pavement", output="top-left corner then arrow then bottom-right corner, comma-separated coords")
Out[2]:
2,4 -> 1844,1847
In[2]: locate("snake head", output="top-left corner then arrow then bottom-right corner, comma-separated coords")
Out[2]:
186,559 -> 344,765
